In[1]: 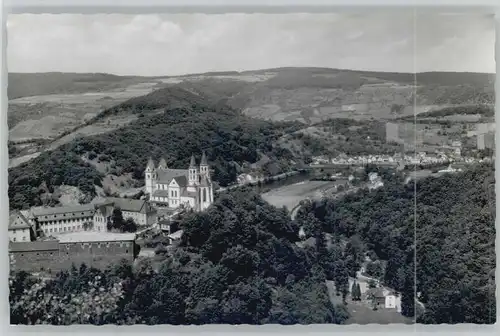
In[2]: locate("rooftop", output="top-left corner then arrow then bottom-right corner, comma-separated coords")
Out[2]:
32,204 -> 95,217
9,211 -> 31,230
157,168 -> 189,184
9,240 -> 59,252
152,189 -> 169,197
181,189 -> 198,198
95,197 -> 152,213
53,231 -> 136,243
168,230 -> 183,240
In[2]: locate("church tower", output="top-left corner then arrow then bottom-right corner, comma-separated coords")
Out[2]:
188,154 -> 199,187
199,151 -> 210,179
158,157 -> 168,170
199,175 -> 213,211
198,151 -> 213,210
145,157 -> 157,195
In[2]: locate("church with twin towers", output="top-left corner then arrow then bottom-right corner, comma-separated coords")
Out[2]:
145,152 -> 214,212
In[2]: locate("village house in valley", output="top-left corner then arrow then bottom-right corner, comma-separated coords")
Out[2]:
365,287 -> 402,312
146,152 -> 214,211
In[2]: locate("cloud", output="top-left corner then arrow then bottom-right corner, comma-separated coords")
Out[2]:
7,13 -> 495,75
346,31 -> 364,40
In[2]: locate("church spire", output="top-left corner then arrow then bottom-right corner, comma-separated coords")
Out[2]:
199,151 -> 210,178
146,157 -> 155,170
189,154 -> 197,168
200,151 -> 208,166
158,157 -> 168,170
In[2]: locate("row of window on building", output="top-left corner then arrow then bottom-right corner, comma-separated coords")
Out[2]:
11,236 -> 27,242
39,217 -> 92,225
41,212 -> 91,220
43,225 -> 83,234
63,242 -> 129,249
155,184 -> 180,196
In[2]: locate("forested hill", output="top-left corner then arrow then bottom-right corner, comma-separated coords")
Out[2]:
297,163 -> 496,324
8,93 -> 303,210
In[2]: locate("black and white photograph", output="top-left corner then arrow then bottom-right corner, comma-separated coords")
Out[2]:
6,12 -> 496,325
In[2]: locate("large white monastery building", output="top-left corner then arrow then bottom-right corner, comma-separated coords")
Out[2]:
145,152 -> 214,211
8,198 -> 157,242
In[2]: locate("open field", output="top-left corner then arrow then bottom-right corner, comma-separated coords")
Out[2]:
9,82 -> 159,142
261,180 -> 337,210
344,301 -> 413,325
9,152 -> 42,168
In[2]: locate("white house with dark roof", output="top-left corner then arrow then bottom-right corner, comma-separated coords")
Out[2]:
8,211 -> 33,242
93,197 -> 157,227
145,152 -> 214,212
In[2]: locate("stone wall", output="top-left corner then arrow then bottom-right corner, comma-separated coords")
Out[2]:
10,240 -> 136,273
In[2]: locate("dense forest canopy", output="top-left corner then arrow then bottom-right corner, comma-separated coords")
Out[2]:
10,188 -> 349,325
397,105 -> 495,121
8,100 -> 303,210
297,163 -> 496,324
288,118 -> 401,157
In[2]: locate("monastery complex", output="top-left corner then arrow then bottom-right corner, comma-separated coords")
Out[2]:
8,153 -> 214,272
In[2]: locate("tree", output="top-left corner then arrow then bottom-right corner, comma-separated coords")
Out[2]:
123,218 -> 137,233
9,185 -> 361,325
111,207 -> 124,231
332,260 -> 349,301
83,221 -> 94,231
220,245 -> 260,282
356,283 -> 361,301
365,260 -> 384,279
10,272 -> 124,325
303,213 -> 322,238
106,217 -> 113,232
351,280 -> 361,301
314,231 -> 328,269
344,235 -> 364,277
401,270 -> 416,318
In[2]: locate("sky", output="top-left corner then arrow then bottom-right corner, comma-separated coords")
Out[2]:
7,13 -> 496,76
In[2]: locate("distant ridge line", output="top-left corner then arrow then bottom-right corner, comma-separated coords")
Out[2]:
8,66 -> 495,78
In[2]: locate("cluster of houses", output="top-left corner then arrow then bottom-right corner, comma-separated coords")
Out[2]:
237,172 -> 264,185
8,195 -> 190,273
311,154 -> 400,166
311,148 -> 486,168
